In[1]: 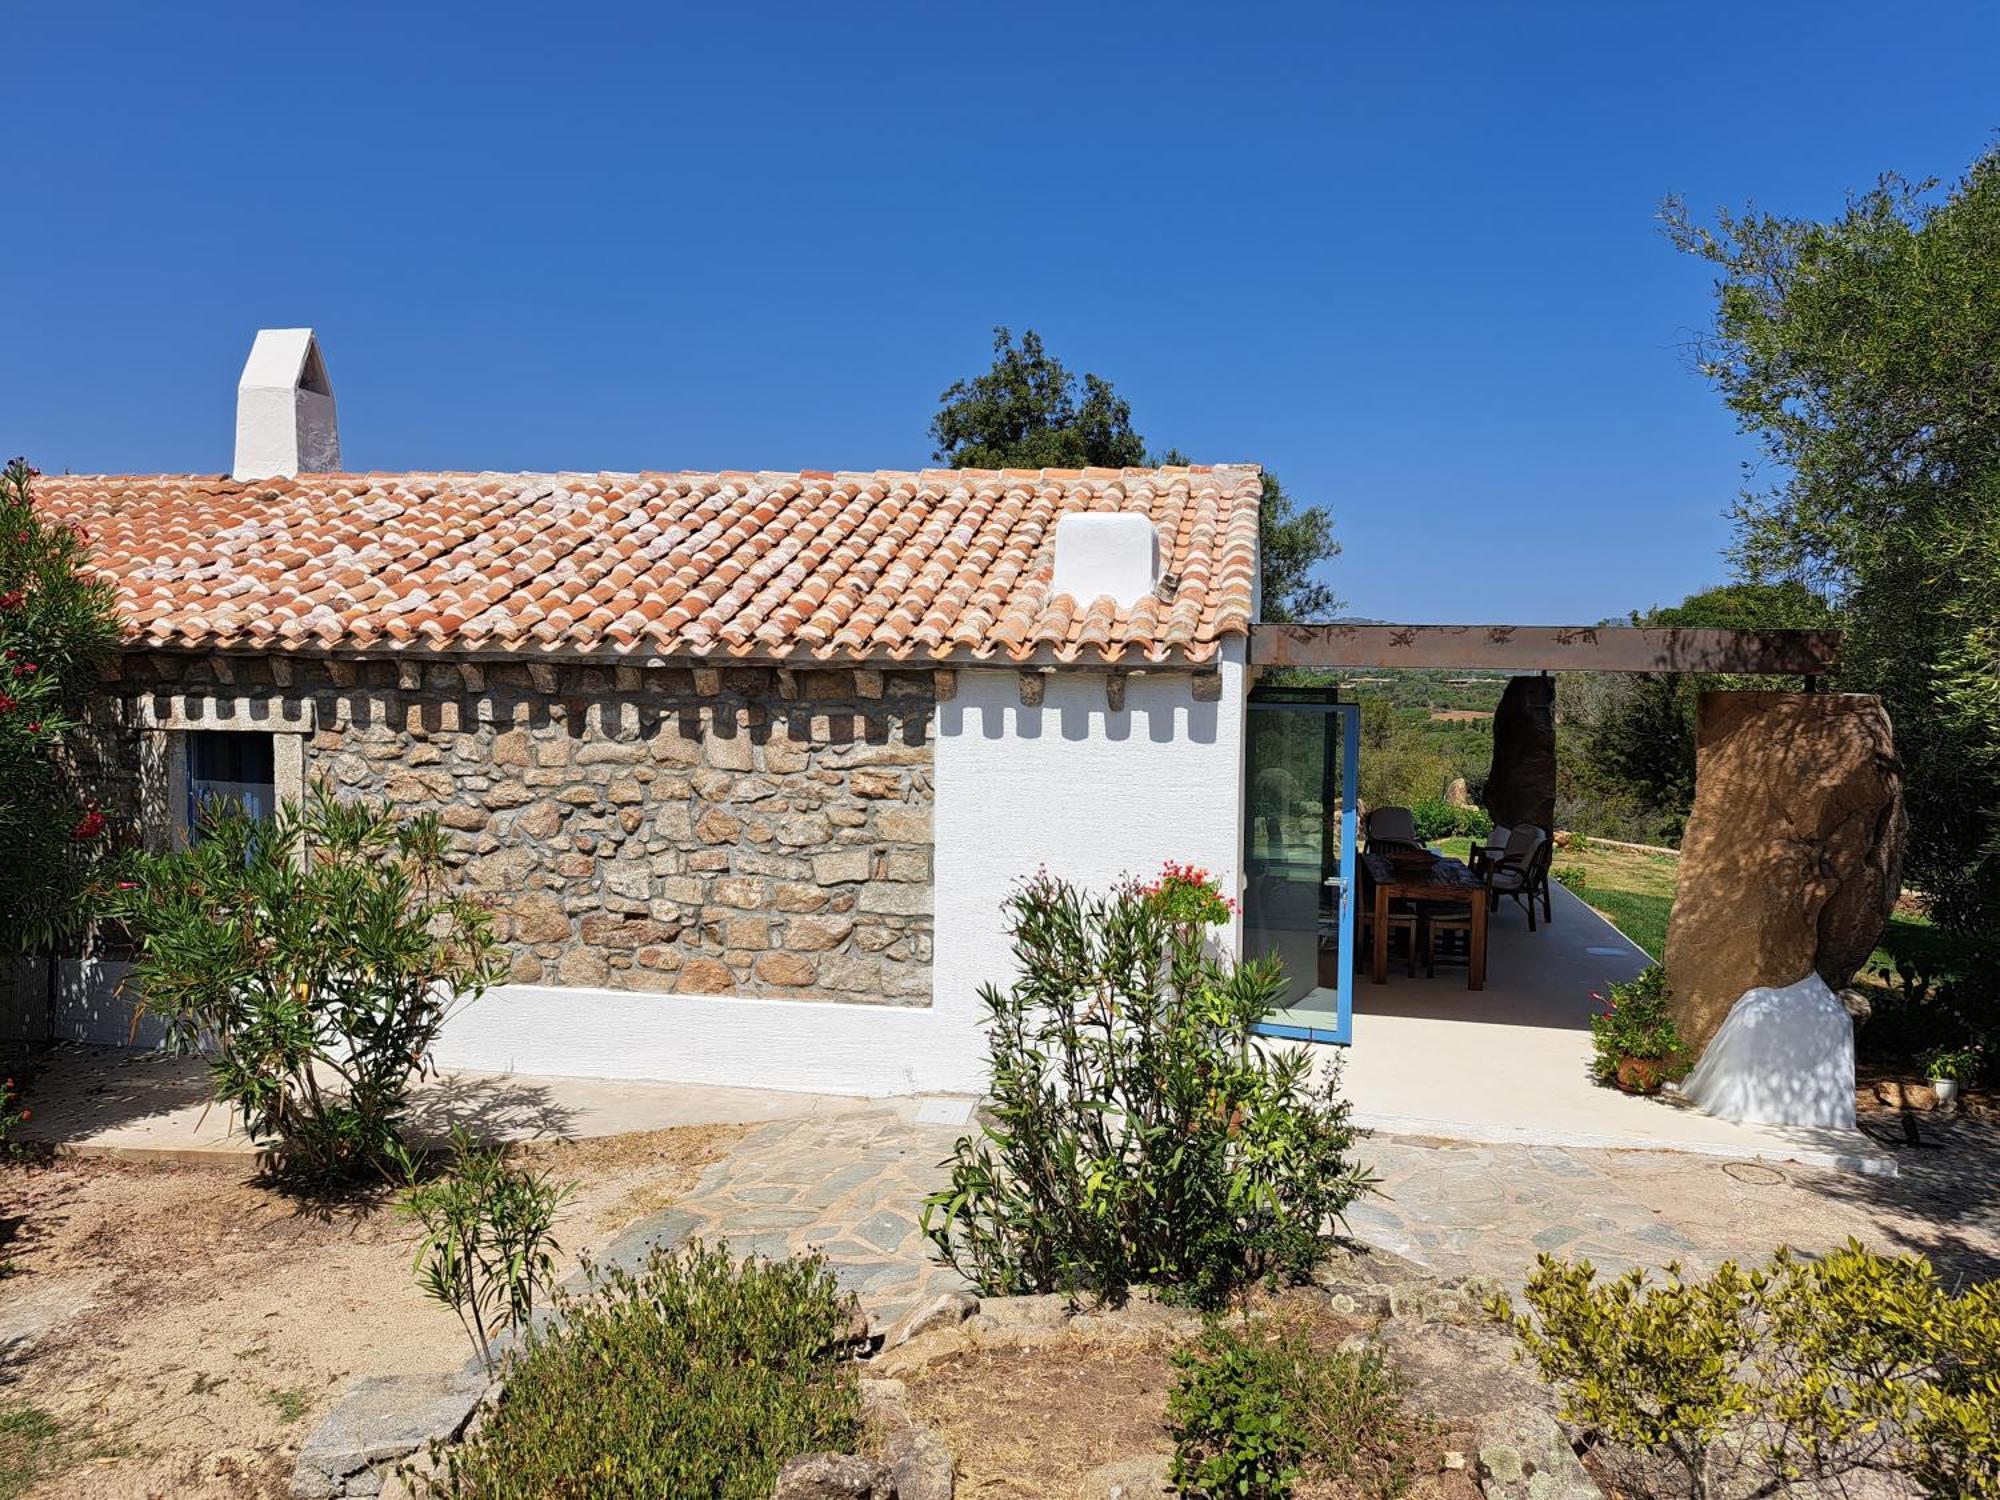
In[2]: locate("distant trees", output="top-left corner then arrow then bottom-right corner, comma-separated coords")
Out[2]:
930,328 -> 1342,621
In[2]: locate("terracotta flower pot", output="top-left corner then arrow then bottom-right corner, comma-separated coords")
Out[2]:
1615,1056 -> 1667,1095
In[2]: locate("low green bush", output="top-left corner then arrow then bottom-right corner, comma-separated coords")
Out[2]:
1408,799 -> 1493,843
1920,1045 -> 1984,1084
921,869 -> 1374,1308
417,1242 -> 860,1500
114,786 -> 503,1188
1587,965 -> 1686,1083
1865,925 -> 1998,1065
1168,1319 -> 1418,1500
0,1076 -> 27,1159
1492,1241 -> 2000,1500
393,1131 -> 569,1373
1553,864 -> 1588,893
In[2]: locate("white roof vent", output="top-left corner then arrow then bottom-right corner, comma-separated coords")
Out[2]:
233,328 -> 339,480
1050,512 -> 1160,611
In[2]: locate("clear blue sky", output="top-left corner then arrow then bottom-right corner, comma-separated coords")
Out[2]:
6,2 -> 1996,624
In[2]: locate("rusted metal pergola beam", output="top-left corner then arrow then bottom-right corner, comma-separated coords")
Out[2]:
1249,623 -> 1840,676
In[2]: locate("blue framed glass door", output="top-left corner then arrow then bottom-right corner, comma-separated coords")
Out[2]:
1243,689 -> 1360,1045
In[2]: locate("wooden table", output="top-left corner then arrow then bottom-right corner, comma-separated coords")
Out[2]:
1360,850 -> 1489,990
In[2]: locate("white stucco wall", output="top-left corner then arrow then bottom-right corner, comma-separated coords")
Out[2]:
435,645 -> 1249,1096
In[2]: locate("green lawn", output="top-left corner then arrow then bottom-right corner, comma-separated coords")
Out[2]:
1436,835 -> 1924,967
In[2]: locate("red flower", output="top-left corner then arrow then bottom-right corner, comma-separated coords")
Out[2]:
71,809 -> 106,841
0,693 -> 14,713
0,589 -> 22,610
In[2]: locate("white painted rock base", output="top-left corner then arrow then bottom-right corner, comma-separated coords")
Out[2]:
1683,974 -> 1856,1129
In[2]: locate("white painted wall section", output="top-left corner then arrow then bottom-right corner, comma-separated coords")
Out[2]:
928,644 -> 1249,1076
436,648 -> 1249,1096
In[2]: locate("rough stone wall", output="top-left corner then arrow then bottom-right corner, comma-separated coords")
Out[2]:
101,654 -> 936,1006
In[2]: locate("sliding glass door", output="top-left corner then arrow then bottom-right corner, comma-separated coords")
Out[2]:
1242,688 -> 1360,1044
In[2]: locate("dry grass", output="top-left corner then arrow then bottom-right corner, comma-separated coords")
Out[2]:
897,1291 -> 1478,1500
0,1123 -> 741,1500
903,1333 -> 1179,1499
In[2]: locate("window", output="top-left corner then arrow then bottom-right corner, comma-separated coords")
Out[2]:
186,730 -> 277,836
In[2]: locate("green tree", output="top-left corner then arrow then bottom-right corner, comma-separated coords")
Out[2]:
1665,152 -> 2000,939
1570,581 -> 1835,843
931,328 -> 1342,620
0,458 -> 121,952
929,327 -> 1148,470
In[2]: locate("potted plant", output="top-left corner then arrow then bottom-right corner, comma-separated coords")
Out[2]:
1588,966 -> 1684,1095
1919,1046 -> 1980,1108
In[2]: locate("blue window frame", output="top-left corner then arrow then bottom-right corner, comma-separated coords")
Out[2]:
1244,688 -> 1360,1046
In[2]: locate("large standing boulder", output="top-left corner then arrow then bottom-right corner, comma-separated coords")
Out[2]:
1483,676 -> 1556,832
1664,692 -> 1904,1056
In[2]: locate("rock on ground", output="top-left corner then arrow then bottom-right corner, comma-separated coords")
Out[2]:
771,1452 -> 899,1499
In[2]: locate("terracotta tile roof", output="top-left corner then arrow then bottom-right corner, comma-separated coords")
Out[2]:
37,467 -> 1260,666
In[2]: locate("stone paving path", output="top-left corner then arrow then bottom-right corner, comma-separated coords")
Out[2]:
1348,1139 -> 1710,1284
591,1109 -> 2000,1320
595,1108 -> 974,1325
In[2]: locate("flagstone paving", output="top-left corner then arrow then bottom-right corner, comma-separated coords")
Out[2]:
594,1109 -> 975,1326
592,1109 -> 2000,1320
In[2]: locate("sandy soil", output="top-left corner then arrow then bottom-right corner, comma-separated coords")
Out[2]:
897,1297 -> 1479,1500
0,1126 -> 740,1500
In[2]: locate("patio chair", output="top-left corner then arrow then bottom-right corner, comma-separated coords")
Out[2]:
1467,824 -> 1511,878
1484,825 -> 1551,930
1364,805 -> 1423,851
1359,902 -> 1421,978
1418,902 -> 1475,978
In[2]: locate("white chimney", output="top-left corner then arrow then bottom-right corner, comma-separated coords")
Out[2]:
233,328 -> 339,480
1050,512 -> 1160,609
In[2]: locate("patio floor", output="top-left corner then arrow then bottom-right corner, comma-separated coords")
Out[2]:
1327,882 -> 1892,1172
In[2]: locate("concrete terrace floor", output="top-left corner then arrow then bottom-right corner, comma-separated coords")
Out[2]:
1330,881 -> 1892,1173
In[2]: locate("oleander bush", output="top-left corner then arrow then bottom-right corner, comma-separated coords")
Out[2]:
418,1242 -> 861,1500
114,786 -> 502,1188
393,1130 -> 569,1373
922,869 -> 1374,1309
1168,1318 -> 1419,1500
1492,1241 -> 2000,1500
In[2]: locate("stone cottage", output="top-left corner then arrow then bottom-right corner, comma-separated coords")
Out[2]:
31,330 -> 1257,1095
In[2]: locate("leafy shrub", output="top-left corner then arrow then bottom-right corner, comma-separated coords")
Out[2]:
0,1076 -> 26,1158
922,871 -> 1373,1308
1169,1319 -> 1418,1500
393,1131 -> 569,1372
0,457 -> 122,953
1587,966 -> 1685,1082
1864,924 -> 1998,1065
1920,1045 -> 1983,1084
1408,798 -> 1493,843
1168,1322 -> 1303,1498
116,786 -> 502,1188
1493,1242 -> 2000,1500
1553,864 -> 1588,892
418,1242 -> 861,1500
